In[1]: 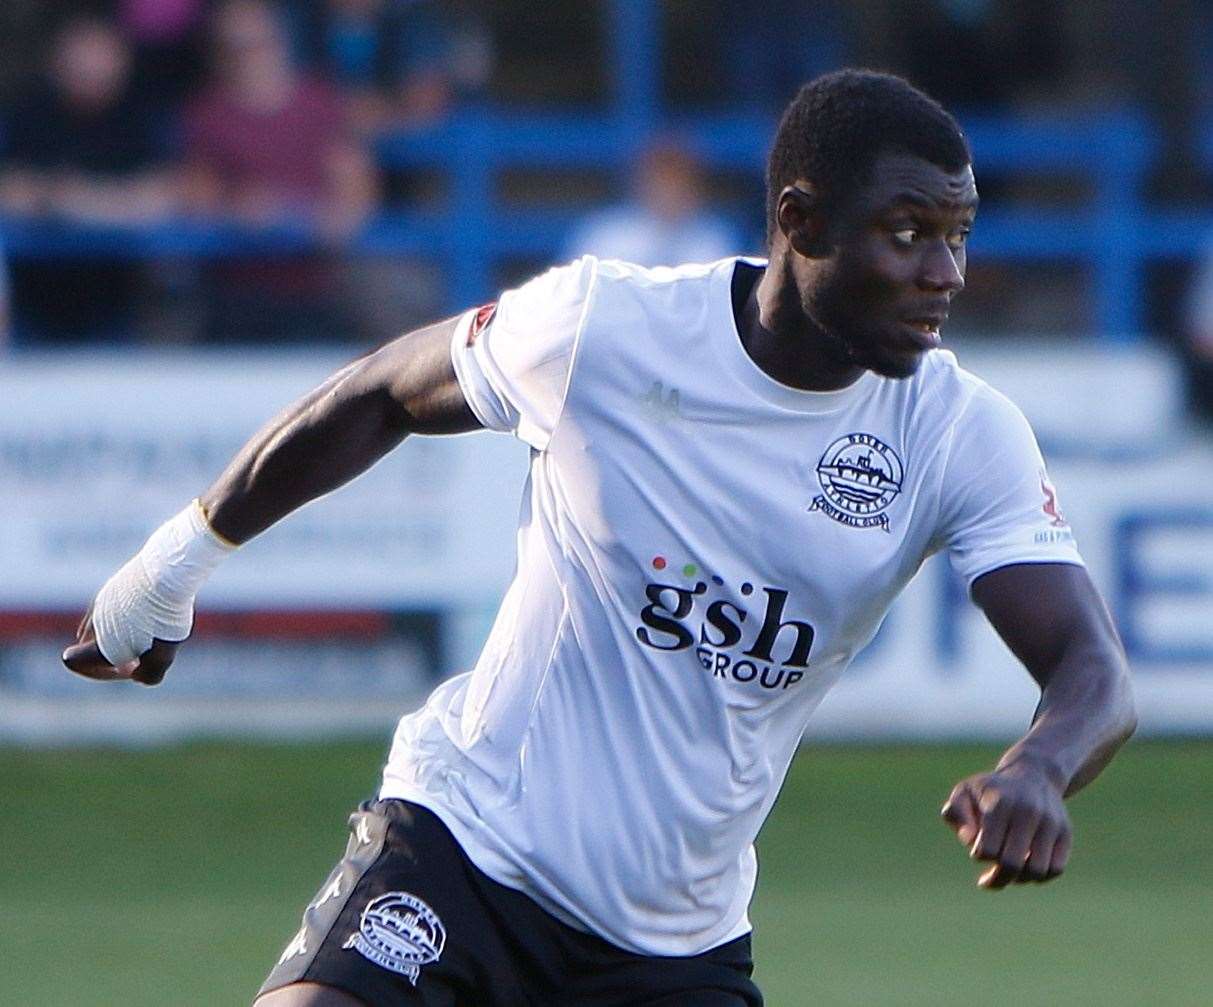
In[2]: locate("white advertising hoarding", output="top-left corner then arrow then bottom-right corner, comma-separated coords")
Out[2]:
2,351 -> 526,608
1,347 -> 1208,742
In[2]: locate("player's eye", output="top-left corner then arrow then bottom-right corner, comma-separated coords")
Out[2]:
947,227 -> 972,251
891,228 -> 918,247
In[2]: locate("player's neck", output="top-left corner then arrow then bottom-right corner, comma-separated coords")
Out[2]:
736,254 -> 865,392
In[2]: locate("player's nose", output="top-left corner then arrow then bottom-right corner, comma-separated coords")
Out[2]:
918,241 -> 965,295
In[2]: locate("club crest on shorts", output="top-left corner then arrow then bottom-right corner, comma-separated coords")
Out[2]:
343,891 -> 446,986
809,433 -> 903,532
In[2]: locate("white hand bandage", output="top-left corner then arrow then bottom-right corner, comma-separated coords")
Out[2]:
92,500 -> 236,666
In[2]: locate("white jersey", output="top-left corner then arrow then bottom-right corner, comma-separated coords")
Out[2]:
380,255 -> 1083,956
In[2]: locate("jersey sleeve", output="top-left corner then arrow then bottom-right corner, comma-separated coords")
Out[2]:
449,256 -> 596,450
937,385 -> 1084,589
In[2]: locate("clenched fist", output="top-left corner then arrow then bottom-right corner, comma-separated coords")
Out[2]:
941,758 -> 1071,889
62,603 -> 182,686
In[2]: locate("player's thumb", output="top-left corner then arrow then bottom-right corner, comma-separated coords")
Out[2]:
62,639 -> 105,669
941,783 -> 981,847
62,640 -> 135,680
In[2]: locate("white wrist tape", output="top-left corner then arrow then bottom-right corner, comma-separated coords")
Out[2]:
92,500 -> 236,666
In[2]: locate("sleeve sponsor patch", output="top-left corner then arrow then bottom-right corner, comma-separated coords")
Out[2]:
467,302 -> 497,346
1040,471 -> 1068,527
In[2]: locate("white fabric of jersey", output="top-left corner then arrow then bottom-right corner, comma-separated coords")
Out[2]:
380,255 -> 1084,956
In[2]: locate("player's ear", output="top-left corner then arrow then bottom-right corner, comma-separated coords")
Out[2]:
776,182 -> 830,258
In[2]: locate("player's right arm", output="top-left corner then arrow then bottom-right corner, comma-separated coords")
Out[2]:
62,316 -> 481,685
201,316 -> 479,544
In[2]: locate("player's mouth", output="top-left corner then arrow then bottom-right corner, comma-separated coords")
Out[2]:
901,317 -> 945,349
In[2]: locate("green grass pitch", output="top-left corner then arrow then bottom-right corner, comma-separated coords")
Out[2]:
0,739 -> 1207,1005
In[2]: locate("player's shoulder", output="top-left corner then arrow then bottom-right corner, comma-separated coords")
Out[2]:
521,255 -> 737,333
494,256 -> 600,330
914,349 -> 1017,414
912,349 -> 1035,442
489,255 -> 732,348
590,255 -> 726,287
515,254 -> 738,301
593,256 -> 746,326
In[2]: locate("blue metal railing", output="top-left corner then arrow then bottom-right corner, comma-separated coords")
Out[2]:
0,105 -> 1172,340
0,0 -> 1185,341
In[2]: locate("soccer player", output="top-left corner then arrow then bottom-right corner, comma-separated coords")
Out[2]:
63,70 -> 1135,1006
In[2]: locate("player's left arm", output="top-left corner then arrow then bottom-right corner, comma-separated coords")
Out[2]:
940,561 -> 1136,889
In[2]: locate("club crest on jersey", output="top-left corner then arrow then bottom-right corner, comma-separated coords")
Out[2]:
809,433 -> 903,532
343,891 -> 446,986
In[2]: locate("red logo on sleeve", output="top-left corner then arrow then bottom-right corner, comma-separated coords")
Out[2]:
1040,473 -> 1068,527
467,302 -> 497,346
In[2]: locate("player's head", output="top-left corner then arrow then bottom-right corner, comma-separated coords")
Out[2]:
765,69 -> 976,379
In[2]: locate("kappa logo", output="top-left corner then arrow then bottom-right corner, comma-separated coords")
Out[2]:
344,891 -> 446,986
810,433 -> 904,532
639,380 -> 682,423
314,873 -> 343,909
277,926 -> 308,966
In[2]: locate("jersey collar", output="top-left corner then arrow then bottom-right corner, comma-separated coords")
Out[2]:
712,257 -> 876,414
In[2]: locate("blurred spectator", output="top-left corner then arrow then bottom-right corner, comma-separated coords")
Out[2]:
118,0 -> 208,112
183,0 -> 375,236
291,0 -> 493,135
563,139 -> 741,268
0,16 -> 176,342
182,0 -> 378,342
1181,252 -> 1213,422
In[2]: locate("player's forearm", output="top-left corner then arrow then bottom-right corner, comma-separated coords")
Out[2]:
74,321 -> 471,672
997,639 -> 1136,798
200,357 -> 409,544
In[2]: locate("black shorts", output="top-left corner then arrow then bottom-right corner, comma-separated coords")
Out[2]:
259,799 -> 763,1006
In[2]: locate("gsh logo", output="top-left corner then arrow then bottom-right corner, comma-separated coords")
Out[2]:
635,578 -> 815,689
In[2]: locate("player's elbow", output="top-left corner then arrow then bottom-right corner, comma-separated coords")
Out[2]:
1093,643 -> 1137,747
1047,632 -> 1137,746
1112,664 -> 1138,746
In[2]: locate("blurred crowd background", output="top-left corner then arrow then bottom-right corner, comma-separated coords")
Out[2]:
0,0 -> 1211,420
2,13 -> 1209,1003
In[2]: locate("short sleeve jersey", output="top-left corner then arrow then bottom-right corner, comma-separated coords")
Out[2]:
380,256 -> 1083,956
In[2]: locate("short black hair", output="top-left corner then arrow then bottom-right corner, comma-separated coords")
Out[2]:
765,69 -> 971,243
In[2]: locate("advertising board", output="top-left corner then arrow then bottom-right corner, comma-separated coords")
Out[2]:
1,347 -> 1207,742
